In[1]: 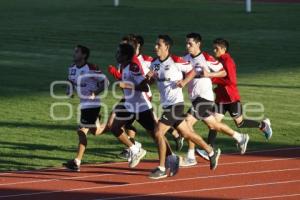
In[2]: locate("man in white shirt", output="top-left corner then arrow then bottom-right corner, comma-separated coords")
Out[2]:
63,45 -> 109,171
146,35 -> 221,179
177,33 -> 250,167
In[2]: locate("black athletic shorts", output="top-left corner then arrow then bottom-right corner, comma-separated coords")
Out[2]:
114,107 -> 156,132
214,101 -> 243,118
113,99 -> 140,132
159,103 -> 185,128
187,97 -> 214,120
80,107 -> 101,127
113,99 -> 126,111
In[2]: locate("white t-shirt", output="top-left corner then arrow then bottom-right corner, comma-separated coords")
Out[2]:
184,52 -> 223,102
150,55 -> 193,108
122,62 -> 152,113
68,63 -> 108,109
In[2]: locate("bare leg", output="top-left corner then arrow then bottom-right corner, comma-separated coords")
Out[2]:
176,121 -> 213,154
155,122 -> 172,167
204,116 -> 236,137
75,127 -> 89,161
185,114 -> 198,151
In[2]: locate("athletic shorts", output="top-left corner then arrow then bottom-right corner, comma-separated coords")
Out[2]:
113,99 -> 126,112
214,101 -> 243,118
80,107 -> 101,127
159,103 -> 185,128
114,107 -> 156,132
187,97 -> 214,120
113,99 -> 145,132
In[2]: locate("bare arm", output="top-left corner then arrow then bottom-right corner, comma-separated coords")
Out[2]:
203,69 -> 227,78
119,80 -> 149,92
176,69 -> 196,88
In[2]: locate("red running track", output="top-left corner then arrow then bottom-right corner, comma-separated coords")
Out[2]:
0,147 -> 299,200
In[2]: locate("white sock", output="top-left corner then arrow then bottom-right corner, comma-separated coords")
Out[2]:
233,131 -> 243,143
208,150 -> 214,157
75,158 -> 81,165
129,144 -> 139,154
158,166 -> 166,171
187,149 -> 195,160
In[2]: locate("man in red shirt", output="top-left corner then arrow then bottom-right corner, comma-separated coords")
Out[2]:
197,38 -> 272,160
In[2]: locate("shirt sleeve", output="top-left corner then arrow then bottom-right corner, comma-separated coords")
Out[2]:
195,57 -> 210,75
213,58 -> 237,86
176,57 -> 193,73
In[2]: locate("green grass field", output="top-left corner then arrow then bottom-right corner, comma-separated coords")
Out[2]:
0,0 -> 300,171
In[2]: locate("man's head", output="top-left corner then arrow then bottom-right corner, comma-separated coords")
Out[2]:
121,34 -> 138,54
186,32 -> 202,56
155,35 -> 173,57
213,38 -> 229,58
73,45 -> 90,63
135,35 -> 144,54
116,43 -> 135,64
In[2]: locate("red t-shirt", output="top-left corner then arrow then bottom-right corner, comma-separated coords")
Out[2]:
212,53 -> 240,103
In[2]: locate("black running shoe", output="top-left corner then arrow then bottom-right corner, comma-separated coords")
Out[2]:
63,159 -> 80,172
118,149 -> 130,160
209,148 -> 221,170
149,167 -> 167,179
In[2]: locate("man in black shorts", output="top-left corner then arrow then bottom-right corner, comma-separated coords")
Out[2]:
110,43 -> 174,168
63,45 -> 109,171
146,35 -> 221,179
196,38 -> 272,160
177,33 -> 249,167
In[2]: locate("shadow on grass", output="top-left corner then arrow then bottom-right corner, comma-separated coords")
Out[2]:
0,125 -> 299,172
0,121 -> 75,131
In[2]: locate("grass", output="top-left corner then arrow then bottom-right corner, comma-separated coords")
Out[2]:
0,0 -> 299,171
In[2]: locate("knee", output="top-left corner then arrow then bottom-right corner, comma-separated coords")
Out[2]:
179,130 -> 191,139
77,128 -> 88,146
125,124 -> 137,134
236,120 -> 244,128
208,122 -> 221,131
111,124 -> 123,138
154,130 -> 164,141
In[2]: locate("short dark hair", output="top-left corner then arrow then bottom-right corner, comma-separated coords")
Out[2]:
119,43 -> 135,61
121,34 -> 138,50
121,34 -> 135,42
135,35 -> 144,47
158,35 -> 173,48
186,33 -> 202,43
76,45 -> 90,61
213,38 -> 229,52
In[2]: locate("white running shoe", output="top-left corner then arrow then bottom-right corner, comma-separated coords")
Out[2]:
237,134 -> 250,154
179,156 -> 197,167
195,148 -> 210,161
129,148 -> 147,168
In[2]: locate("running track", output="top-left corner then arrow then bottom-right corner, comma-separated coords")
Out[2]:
0,147 -> 299,200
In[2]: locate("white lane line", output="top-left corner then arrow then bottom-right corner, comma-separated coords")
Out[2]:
0,161 -> 127,176
0,167 -> 299,198
243,193 -> 300,200
225,146 -> 300,155
94,180 -> 300,200
1,146 -> 299,176
0,156 -> 299,187
0,171 -> 139,186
